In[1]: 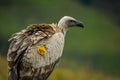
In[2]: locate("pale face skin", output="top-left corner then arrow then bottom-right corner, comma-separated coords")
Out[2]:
58,16 -> 84,34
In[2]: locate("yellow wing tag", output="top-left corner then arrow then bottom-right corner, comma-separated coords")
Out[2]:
37,45 -> 46,56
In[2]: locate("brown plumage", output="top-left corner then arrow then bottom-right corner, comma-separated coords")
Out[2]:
7,24 -> 61,80
7,16 -> 84,80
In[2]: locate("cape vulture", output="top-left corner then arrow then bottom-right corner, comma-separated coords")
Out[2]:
7,16 -> 84,80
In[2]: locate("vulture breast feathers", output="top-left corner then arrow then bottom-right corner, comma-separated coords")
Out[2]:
7,24 -> 64,80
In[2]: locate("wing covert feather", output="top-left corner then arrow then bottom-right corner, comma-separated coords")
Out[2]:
7,24 -> 61,80
7,24 -> 57,68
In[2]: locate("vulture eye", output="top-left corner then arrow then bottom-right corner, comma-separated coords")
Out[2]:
69,20 -> 75,23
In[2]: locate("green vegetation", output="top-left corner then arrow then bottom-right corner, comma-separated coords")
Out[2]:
0,0 -> 120,54
0,0 -> 120,79
49,67 -> 120,80
0,56 -> 8,80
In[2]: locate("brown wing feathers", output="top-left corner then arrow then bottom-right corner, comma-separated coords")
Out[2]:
7,24 -> 57,80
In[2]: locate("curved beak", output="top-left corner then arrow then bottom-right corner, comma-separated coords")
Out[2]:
76,21 -> 84,28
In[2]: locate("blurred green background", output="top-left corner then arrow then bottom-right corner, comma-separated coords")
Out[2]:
0,0 -> 120,80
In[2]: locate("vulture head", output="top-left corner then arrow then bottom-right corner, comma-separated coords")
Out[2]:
58,16 -> 84,33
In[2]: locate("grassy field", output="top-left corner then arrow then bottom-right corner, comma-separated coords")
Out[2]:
0,56 -> 8,80
0,56 -> 120,80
